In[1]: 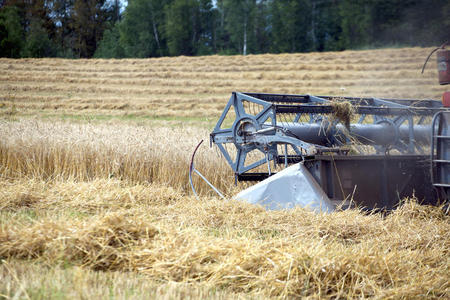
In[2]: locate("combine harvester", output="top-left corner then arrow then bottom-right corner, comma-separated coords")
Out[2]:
194,45 -> 450,212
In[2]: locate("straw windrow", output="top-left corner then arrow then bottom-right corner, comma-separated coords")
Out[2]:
0,177 -> 448,298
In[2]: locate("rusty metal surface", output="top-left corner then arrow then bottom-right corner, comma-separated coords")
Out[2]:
437,49 -> 450,85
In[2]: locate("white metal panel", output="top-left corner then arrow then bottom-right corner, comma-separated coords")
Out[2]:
235,162 -> 334,213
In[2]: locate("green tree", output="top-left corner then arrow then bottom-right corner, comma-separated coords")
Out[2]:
94,23 -> 124,58
222,0 -> 256,55
3,0 -> 56,39
339,0 -> 373,49
72,0 -> 109,58
314,1 -> 342,51
108,0 -> 121,23
30,0 -> 56,37
270,0 -> 312,53
218,0 -> 269,55
49,0 -> 75,57
214,0 -> 229,53
22,17 -> 57,57
196,0 -> 217,55
253,0 -> 270,54
165,0 -> 216,56
0,5 -> 23,57
119,0 -> 170,57
165,0 -> 198,56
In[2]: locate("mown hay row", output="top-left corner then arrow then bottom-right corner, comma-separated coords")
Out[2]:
0,260 -> 242,300
0,60 -> 430,73
0,178 -> 448,298
0,77 -> 438,90
0,66 -> 439,82
0,47 -> 433,66
1,47 -> 447,118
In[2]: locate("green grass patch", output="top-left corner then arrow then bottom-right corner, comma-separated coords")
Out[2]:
0,110 -> 220,128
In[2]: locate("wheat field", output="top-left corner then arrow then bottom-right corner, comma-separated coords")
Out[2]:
0,48 -> 449,299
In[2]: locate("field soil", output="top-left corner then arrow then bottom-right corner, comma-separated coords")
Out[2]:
0,47 -> 449,299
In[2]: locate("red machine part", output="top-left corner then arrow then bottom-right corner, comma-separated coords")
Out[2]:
443,91 -> 450,107
437,48 -> 450,85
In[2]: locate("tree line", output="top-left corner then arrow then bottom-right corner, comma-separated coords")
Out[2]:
0,0 -> 448,59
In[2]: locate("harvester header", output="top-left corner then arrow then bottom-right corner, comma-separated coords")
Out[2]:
209,92 -> 449,211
